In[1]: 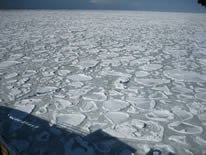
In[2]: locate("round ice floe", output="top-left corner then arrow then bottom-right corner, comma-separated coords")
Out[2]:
127,106 -> 140,114
104,112 -> 129,124
83,92 -> 107,101
164,70 -> 206,83
187,102 -> 206,115
127,97 -> 154,110
67,74 -> 93,81
54,98 -> 74,109
68,86 -> 93,97
57,69 -> 71,76
141,64 -> 162,71
135,71 -> 150,77
149,91 -> 168,99
146,110 -> 174,122
68,81 -> 84,88
35,105 -> 48,115
103,119 -> 164,142
78,59 -> 99,69
80,101 -> 98,112
171,106 -> 193,121
56,113 -> 86,126
103,99 -> 129,111
168,122 -> 203,134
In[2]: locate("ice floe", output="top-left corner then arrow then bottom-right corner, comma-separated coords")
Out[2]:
103,99 -> 129,111
104,119 -> 164,142
146,110 -> 174,122
67,74 -> 93,81
168,122 -> 203,134
78,59 -> 99,69
195,136 -> 206,146
104,112 -> 129,124
168,135 -> 188,145
54,98 -> 74,109
196,92 -> 206,101
164,69 -> 206,83
57,69 -> 71,76
126,97 -> 155,110
56,113 -> 86,126
135,71 -> 150,77
1,10 -> 206,154
36,86 -> 58,95
171,106 -> 193,121
83,91 -> 107,101
135,78 -> 170,87
80,101 -> 98,113
4,73 -> 18,79
0,60 -> 20,70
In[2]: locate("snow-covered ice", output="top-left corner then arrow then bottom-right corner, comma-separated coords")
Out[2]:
0,10 -> 206,154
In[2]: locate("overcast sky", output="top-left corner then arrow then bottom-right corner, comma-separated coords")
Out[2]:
0,0 -> 206,12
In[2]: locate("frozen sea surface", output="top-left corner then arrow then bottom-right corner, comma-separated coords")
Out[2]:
0,10 -> 206,155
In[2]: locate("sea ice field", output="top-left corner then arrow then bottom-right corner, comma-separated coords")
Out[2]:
0,10 -> 206,155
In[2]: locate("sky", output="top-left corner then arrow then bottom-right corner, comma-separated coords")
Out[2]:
0,0 -> 206,13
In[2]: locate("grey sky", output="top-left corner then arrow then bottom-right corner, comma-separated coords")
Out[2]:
0,0 -> 205,12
